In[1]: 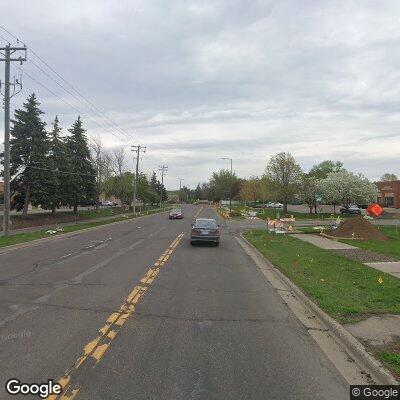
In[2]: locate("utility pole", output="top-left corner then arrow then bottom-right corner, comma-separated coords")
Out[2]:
0,43 -> 27,236
131,145 -> 146,215
178,178 -> 184,203
158,165 -> 168,208
221,157 -> 233,212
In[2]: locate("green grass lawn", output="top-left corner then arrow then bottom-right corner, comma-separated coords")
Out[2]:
244,229 -> 400,323
340,226 -> 400,260
378,351 -> 400,375
296,227 -> 329,234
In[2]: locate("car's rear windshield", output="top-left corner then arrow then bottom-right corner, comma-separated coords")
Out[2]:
194,220 -> 217,229
172,209 -> 181,213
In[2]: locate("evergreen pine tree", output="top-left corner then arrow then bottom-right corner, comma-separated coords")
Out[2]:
9,93 -> 51,216
64,116 -> 96,213
150,171 -> 158,192
46,116 -> 67,213
149,171 -> 167,202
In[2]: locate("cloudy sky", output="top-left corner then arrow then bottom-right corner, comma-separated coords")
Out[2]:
1,0 -> 400,189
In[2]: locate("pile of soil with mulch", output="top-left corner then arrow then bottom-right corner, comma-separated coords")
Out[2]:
332,248 -> 397,263
330,216 -> 388,241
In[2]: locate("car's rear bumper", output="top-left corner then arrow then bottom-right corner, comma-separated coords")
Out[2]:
169,216 -> 183,219
190,235 -> 219,242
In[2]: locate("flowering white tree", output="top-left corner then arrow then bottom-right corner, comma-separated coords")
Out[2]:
320,171 -> 377,211
299,175 -> 321,214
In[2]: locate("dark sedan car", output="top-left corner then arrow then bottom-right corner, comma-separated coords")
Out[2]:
169,208 -> 184,219
190,218 -> 220,246
340,205 -> 362,215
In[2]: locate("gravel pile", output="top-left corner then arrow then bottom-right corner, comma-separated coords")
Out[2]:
332,248 -> 397,263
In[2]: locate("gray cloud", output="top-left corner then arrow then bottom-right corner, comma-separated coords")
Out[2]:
1,0 -> 400,188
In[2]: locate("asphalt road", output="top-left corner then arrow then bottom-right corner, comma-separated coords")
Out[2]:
0,205 -> 348,399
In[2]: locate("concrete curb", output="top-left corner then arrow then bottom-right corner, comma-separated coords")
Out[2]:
0,209 -> 171,254
239,233 -> 398,385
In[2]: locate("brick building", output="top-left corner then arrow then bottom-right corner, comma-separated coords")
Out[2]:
376,180 -> 400,208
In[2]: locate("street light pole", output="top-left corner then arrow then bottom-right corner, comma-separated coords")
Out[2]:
221,157 -> 233,212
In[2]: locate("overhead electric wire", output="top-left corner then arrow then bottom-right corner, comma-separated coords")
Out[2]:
0,29 -> 131,144
0,26 -> 174,182
14,65 -> 130,144
0,25 -> 136,145
26,57 -> 134,143
24,58 -> 132,143
0,33 -> 11,44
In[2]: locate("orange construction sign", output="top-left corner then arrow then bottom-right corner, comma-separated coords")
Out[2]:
367,203 -> 383,217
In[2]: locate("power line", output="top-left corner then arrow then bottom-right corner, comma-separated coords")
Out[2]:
0,33 -> 11,44
1,24 -> 137,143
26,57 -> 134,143
15,66 -> 130,144
0,25 -> 135,144
21,62 -> 129,142
0,27 -> 171,187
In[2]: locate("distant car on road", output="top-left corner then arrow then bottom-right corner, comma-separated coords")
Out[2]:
290,199 -> 302,205
340,205 -> 361,215
169,208 -> 184,219
100,200 -> 116,207
190,218 -> 220,246
267,202 -> 284,209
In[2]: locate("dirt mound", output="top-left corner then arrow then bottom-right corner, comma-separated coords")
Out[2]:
330,216 -> 388,241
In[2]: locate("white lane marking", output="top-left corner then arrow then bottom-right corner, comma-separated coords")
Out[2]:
0,239 -> 144,328
148,226 -> 166,238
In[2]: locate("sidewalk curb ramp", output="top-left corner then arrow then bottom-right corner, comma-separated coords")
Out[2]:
238,233 -> 398,385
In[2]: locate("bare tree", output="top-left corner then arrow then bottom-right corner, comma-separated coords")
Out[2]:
112,147 -> 127,177
264,152 -> 302,214
90,137 -> 113,209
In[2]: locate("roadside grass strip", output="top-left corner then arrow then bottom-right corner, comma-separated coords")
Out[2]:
340,226 -> 400,260
47,233 -> 184,400
379,351 -> 400,375
243,230 -> 400,323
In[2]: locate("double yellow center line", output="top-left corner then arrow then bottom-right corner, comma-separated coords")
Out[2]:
48,232 -> 185,400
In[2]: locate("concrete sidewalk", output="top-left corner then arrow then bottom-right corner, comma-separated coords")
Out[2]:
292,233 -> 356,249
365,262 -> 400,279
293,233 -> 400,279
